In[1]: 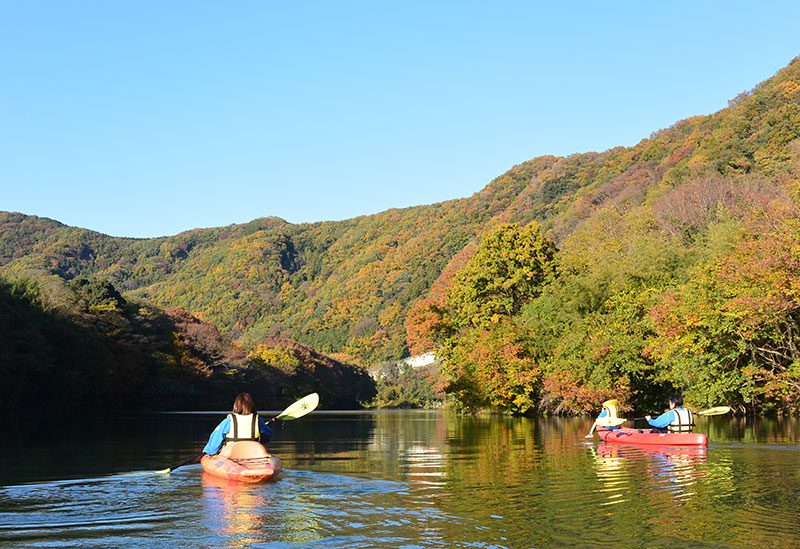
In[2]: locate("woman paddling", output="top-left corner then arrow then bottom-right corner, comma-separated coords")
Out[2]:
203,392 -> 273,456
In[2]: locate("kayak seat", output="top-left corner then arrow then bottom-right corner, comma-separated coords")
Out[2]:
220,440 -> 269,459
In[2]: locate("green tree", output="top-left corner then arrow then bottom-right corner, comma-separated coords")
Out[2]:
445,222 -> 557,331
439,223 -> 557,412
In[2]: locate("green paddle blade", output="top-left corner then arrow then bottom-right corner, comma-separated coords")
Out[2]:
696,406 -> 731,416
596,416 -> 627,427
275,393 -> 319,420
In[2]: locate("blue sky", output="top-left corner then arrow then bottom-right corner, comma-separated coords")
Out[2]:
2,2 -> 799,238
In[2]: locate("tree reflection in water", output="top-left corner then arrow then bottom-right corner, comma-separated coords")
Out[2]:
592,443 -> 708,507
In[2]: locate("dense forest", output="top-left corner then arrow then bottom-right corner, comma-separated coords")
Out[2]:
0,274 -> 374,411
2,56 -> 800,414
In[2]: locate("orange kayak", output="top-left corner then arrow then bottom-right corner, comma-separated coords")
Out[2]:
597,427 -> 708,447
201,441 -> 282,483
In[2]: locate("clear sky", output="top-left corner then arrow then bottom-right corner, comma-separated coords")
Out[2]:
2,2 -> 799,238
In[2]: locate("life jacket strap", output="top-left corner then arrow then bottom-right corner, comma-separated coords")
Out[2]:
226,413 -> 260,442
667,409 -> 695,433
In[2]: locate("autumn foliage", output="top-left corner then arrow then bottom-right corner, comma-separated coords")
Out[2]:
3,56 -> 800,414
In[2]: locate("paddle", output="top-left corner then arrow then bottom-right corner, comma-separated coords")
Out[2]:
269,392 -> 320,423
584,419 -> 599,438
587,405 -> 731,436
628,405 -> 732,421
155,392 -> 320,474
156,452 -> 205,474
595,417 -> 627,428
695,406 -> 731,416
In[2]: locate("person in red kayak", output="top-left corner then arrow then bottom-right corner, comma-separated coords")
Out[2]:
203,392 -> 273,455
645,393 -> 695,433
595,399 -> 622,430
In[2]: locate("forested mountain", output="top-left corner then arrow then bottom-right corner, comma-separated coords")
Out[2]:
408,57 -> 800,415
0,168 -> 544,364
0,274 -> 374,411
3,56 -> 800,414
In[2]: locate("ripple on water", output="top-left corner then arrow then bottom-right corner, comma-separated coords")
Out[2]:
4,414 -> 800,548
0,471 -> 199,547
196,468 -> 503,548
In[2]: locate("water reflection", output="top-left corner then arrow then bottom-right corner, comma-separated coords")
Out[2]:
591,443 -> 629,507
202,473 -> 272,547
592,443 -> 708,507
2,411 -> 800,547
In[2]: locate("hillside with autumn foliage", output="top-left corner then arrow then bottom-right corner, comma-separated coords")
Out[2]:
3,56 -> 800,414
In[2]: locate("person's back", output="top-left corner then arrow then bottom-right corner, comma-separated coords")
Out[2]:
203,392 -> 273,456
596,399 -> 621,430
666,405 -> 694,433
226,412 -> 260,442
646,393 -> 694,433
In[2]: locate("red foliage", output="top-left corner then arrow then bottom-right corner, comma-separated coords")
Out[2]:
652,173 -> 776,238
540,370 -> 631,415
404,241 -> 478,354
165,307 -> 246,373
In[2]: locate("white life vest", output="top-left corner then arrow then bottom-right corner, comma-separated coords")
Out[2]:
667,408 -> 694,433
226,413 -> 260,442
602,399 -> 619,419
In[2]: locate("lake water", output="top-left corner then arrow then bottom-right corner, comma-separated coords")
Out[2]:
1,410 -> 799,547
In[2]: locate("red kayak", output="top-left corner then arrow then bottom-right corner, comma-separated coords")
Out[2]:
597,427 -> 708,447
201,441 -> 282,483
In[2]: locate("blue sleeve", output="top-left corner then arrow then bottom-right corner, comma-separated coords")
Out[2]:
597,409 -> 608,419
647,410 -> 674,429
203,417 -> 231,455
259,417 -> 273,442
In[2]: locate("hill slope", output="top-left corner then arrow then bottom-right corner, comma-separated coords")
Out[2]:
2,56 -> 799,372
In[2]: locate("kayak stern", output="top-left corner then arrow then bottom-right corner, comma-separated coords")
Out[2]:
201,441 -> 282,483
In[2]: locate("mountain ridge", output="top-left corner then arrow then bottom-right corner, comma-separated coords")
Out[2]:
3,55 -> 799,367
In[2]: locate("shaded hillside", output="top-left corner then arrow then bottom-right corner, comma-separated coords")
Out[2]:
249,337 -> 376,409
0,273 -> 212,410
0,273 -> 373,412
2,56 -> 800,373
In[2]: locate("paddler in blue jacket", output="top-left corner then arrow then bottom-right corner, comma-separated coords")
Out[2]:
203,392 -> 273,455
645,393 -> 695,433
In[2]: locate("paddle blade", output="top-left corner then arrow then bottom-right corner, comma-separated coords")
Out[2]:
275,393 -> 319,420
696,406 -> 731,416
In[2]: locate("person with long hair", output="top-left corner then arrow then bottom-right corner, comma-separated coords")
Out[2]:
203,392 -> 273,455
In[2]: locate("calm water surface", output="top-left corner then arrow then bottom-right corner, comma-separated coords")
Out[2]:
1,411 -> 799,547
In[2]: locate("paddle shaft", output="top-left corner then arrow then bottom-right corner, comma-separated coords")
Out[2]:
160,452 -> 204,474
163,414 -> 278,472
159,416 -> 279,473
631,406 -> 730,421
584,419 -> 599,438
